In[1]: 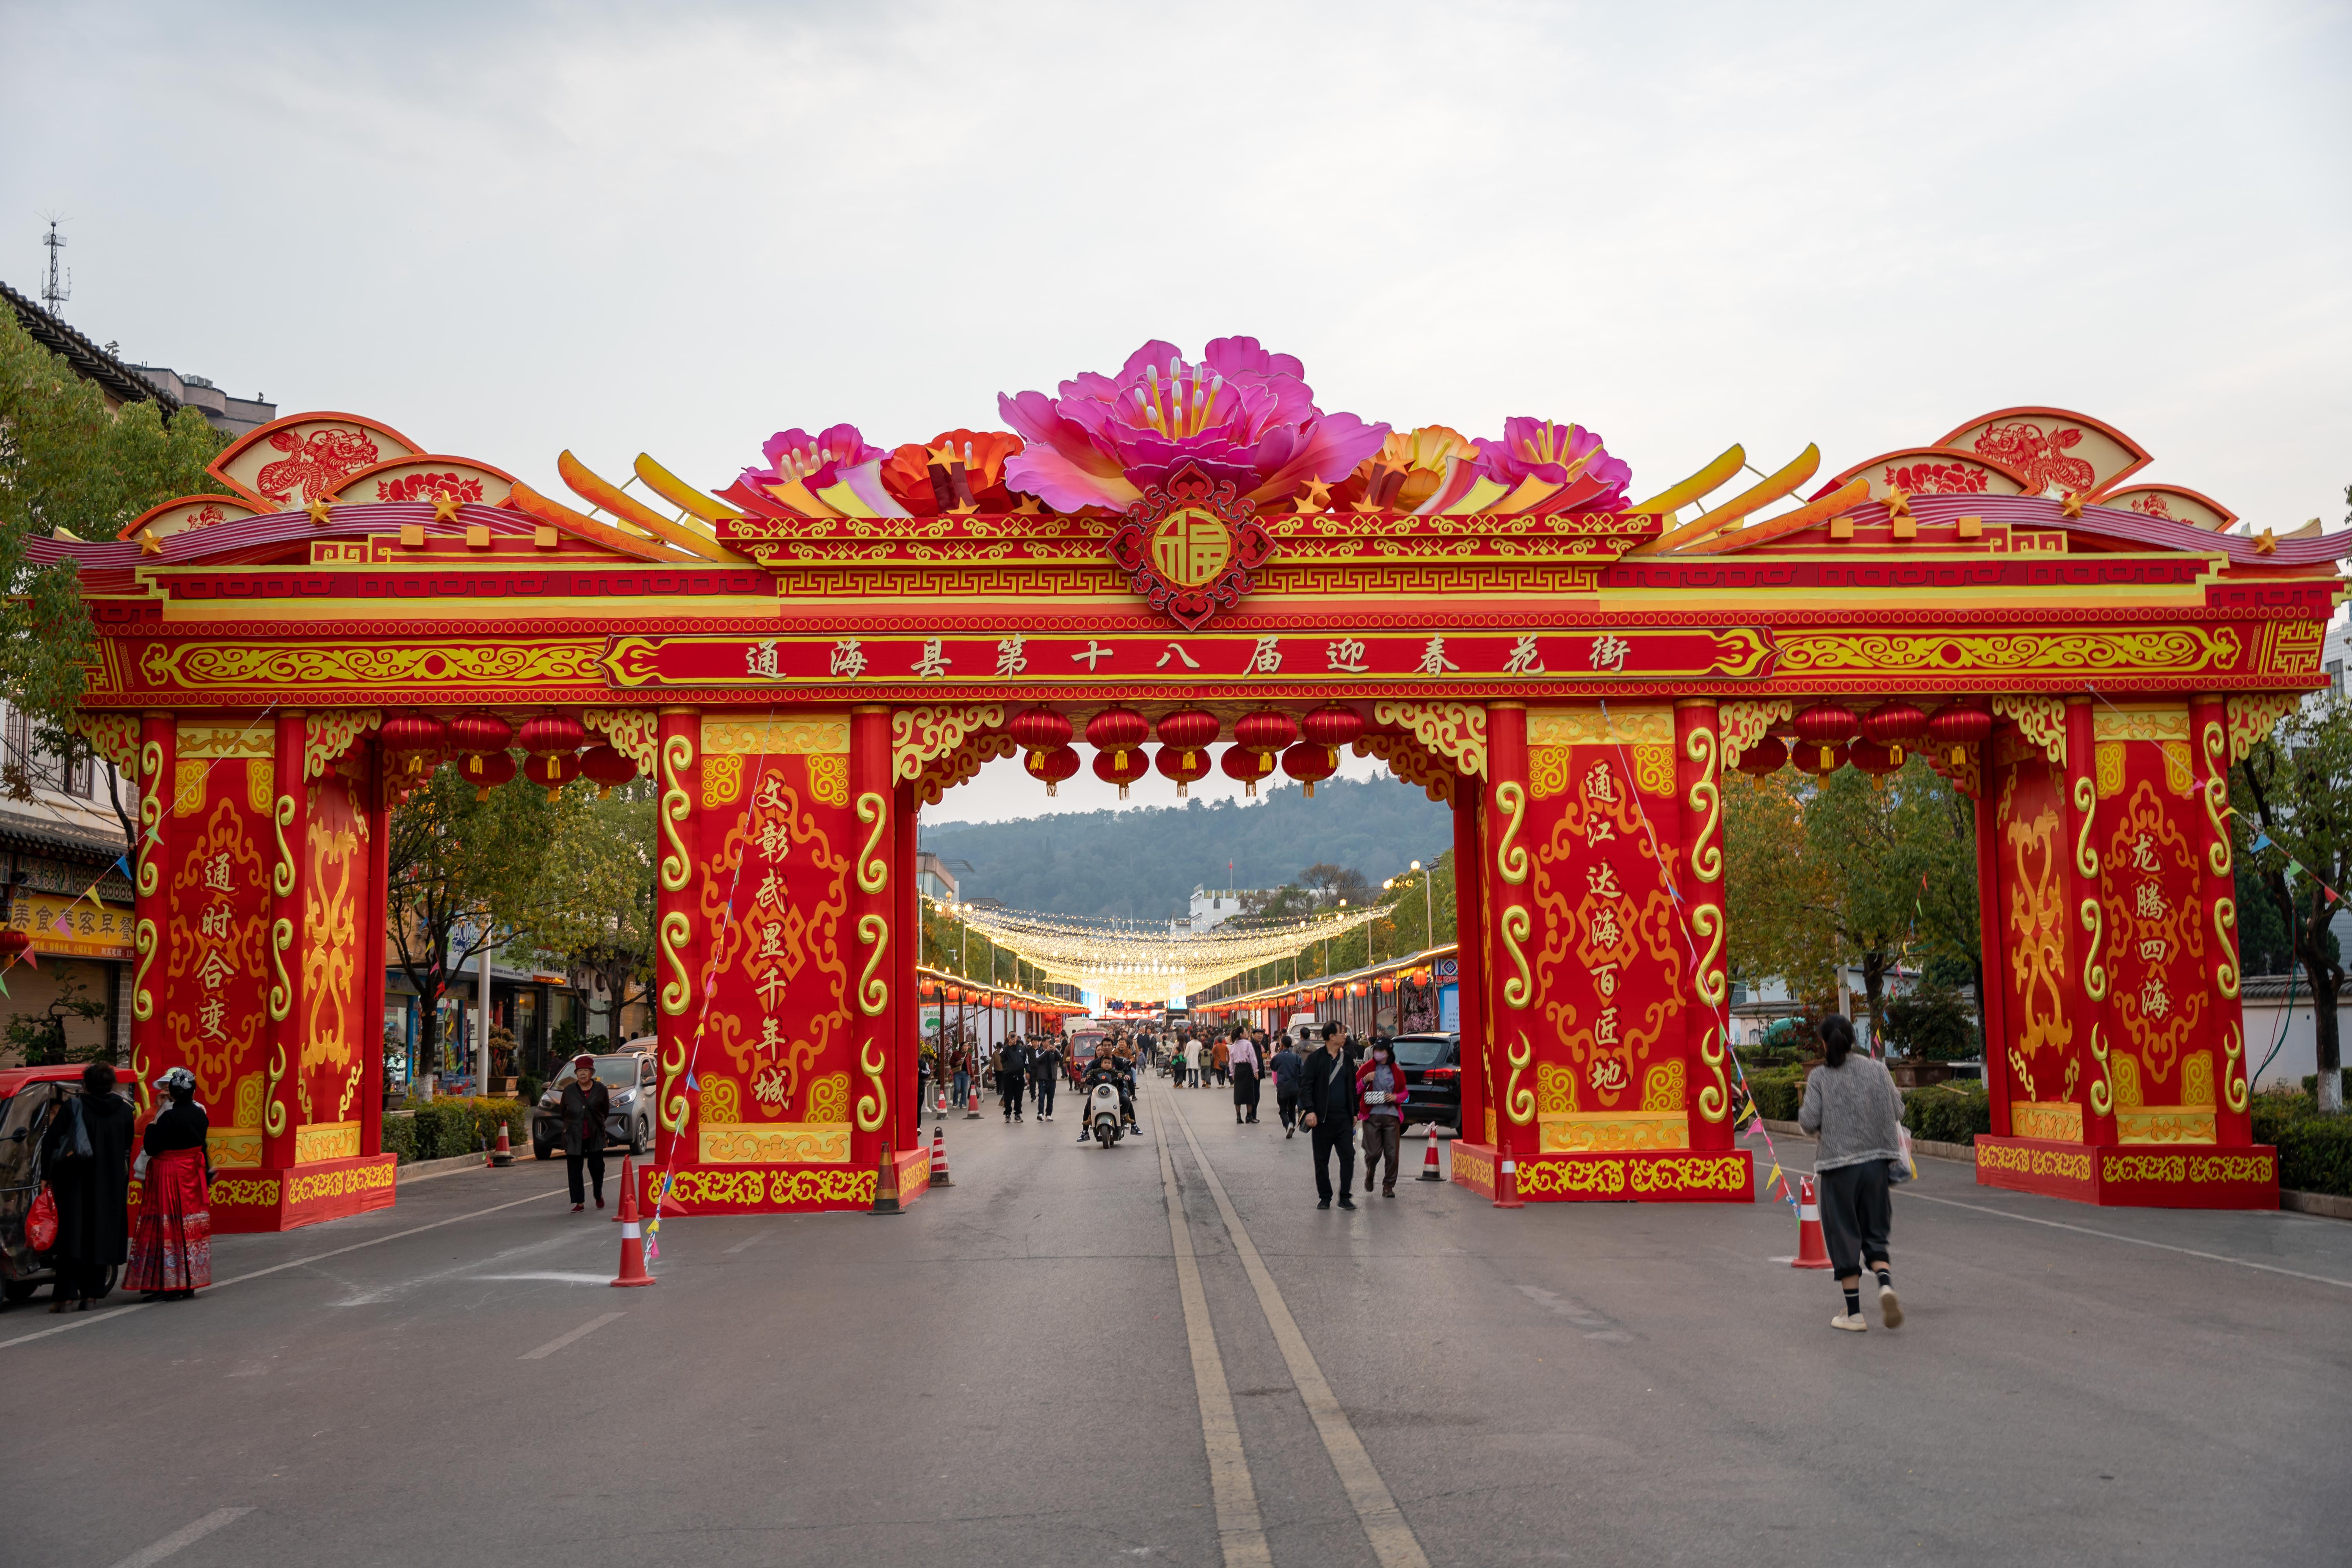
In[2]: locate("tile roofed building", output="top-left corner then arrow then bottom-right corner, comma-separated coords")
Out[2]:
1,278 -> 274,435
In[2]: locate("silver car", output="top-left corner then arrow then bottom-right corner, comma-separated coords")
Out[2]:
532,1051 -> 657,1158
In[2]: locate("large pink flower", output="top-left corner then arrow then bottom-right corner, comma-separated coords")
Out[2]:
1470,418 -> 1633,512
998,338 -> 1389,512
731,423 -> 907,517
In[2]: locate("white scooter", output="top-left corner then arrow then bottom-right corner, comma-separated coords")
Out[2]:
1087,1079 -> 1124,1148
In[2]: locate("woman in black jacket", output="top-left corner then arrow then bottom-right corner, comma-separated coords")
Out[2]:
40,1063 -> 135,1312
125,1066 -> 211,1301
557,1055 -> 612,1212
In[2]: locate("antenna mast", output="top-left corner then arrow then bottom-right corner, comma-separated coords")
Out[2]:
40,217 -> 70,315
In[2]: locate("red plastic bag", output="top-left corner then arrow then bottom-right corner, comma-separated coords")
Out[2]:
26,1184 -> 58,1252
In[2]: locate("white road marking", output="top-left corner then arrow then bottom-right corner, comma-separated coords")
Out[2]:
1780,1159 -> 2352,1290
520,1310 -> 626,1360
1165,1088 -> 1432,1568
0,1186 -> 569,1351
724,1227 -> 774,1254
472,1271 -> 618,1285
1148,1091 -> 1272,1568
105,1506 -> 252,1567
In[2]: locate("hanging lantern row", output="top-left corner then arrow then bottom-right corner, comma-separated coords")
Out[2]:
1007,704 -> 1374,800
376,711 -> 643,801
1740,701 -> 1992,778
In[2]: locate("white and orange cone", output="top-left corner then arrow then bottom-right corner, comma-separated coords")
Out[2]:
610,1156 -> 655,1287
1791,1175 -> 1832,1270
1418,1133 -> 1443,1182
929,1123 -> 952,1187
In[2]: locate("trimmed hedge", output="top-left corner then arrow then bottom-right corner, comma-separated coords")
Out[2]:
1902,1080 -> 1991,1146
384,1097 -> 531,1163
2252,1088 -> 2352,1197
1744,1066 -> 1809,1123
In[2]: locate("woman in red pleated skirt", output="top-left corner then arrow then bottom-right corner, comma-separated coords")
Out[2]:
124,1067 -> 212,1301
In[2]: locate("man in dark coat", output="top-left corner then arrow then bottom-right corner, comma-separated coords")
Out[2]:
557,1054 -> 612,1212
996,1038 -> 1030,1123
1271,1036 -> 1305,1137
40,1063 -> 134,1309
1301,1021 -> 1357,1209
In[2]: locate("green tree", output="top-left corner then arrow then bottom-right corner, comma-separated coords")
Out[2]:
2232,697 -> 2350,1113
4,973 -> 109,1066
0,308 -> 223,724
1725,759 -> 1980,1046
385,769 -> 566,1085
517,777 -> 657,1049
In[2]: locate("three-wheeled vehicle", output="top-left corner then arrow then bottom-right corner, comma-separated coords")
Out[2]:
0,1065 -> 135,1306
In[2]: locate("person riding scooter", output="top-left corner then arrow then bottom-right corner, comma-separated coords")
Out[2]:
1075,1052 -> 1139,1143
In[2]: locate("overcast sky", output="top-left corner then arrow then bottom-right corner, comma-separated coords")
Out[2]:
7,1 -> 2346,824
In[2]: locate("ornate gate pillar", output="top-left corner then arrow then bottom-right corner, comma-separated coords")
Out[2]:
1974,758 -> 2013,1139
130,712 -> 175,1120
261,710 -> 308,1173
653,706 -> 700,1171
360,735 -> 391,1159
894,777 -> 920,1143
2064,697 -> 2121,1151
1481,703 -> 1532,1204
848,707 -> 897,1176
1674,700 -> 1733,1153
1452,780 -> 1487,1148
2189,693 -> 2254,1145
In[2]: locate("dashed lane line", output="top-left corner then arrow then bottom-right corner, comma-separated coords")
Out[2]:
1148,1089 -> 1273,1568
0,1185 -> 568,1350
1164,1087 -> 1432,1568
105,1506 -> 252,1567
520,1310 -> 626,1359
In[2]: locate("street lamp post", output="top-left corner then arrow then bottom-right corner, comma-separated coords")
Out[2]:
1411,859 -> 1432,955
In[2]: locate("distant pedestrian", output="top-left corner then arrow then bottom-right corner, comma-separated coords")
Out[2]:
1271,1036 -> 1304,1137
40,1063 -> 134,1312
1229,1031 -> 1261,1125
1172,1037 -> 1191,1087
124,1066 -> 211,1301
1210,1036 -> 1230,1088
556,1054 -> 611,1212
998,1038 -> 1030,1122
1355,1039 -> 1408,1198
951,1046 -> 971,1111
1031,1040 -> 1058,1122
1301,1021 -> 1356,1209
1798,1015 -> 1905,1332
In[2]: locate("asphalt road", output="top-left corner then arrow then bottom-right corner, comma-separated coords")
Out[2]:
12,1078 -> 2350,1567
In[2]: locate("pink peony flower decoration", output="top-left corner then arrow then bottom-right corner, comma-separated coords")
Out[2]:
998,338 -> 1390,512
733,423 -> 910,518
1470,418 -> 1633,513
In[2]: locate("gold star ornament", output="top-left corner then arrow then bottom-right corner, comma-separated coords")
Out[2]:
430,490 -> 463,523
1882,486 -> 1912,519
2059,491 -> 2086,519
306,498 -> 334,526
137,527 -> 163,556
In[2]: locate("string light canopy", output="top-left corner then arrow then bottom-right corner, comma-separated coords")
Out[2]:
929,897 -> 1390,995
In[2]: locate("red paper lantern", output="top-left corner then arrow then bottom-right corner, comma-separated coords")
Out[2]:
379,712 -> 447,782
1029,744 -> 1080,796
1233,708 -> 1298,758
466,749 -> 518,801
1736,737 -> 1789,775
1154,708 -> 1221,769
1092,747 -> 1150,799
518,712 -> 588,756
1220,744 -> 1277,798
1009,706 -> 1073,753
1085,706 -> 1151,769
1793,702 -> 1860,746
1300,704 -> 1363,762
1281,740 -> 1336,797
1794,742 -> 1849,777
1860,702 -> 1928,747
1925,704 -> 1992,765
1850,740 -> 1904,776
521,750 -> 579,798
447,713 -> 512,766
1154,744 -> 1213,797
0,928 -> 29,959
581,744 -> 638,798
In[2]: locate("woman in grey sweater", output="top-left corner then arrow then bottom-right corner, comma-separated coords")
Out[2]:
1797,1015 -> 1905,1332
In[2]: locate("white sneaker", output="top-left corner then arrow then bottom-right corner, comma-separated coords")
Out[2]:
1830,1312 -> 1867,1332
1878,1285 -> 1903,1328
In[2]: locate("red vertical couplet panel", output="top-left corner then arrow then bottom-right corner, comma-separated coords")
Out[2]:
360,736 -> 391,1157
653,707 -> 701,1170
297,728 -> 372,1155
1482,703 -> 1532,1203
1974,756 -> 2012,1138
2063,698 -> 2118,1148
893,780 -> 920,1144
848,708 -> 896,1173
261,711 -> 308,1171
1675,700 -> 1733,1153
1453,773 -> 1487,1143
131,713 -> 176,1122
2190,694 -> 2254,1143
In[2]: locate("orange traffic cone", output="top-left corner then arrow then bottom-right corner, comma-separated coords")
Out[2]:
870,1141 -> 903,1216
1791,1175 -> 1832,1269
1493,1132 -> 1525,1210
929,1123 -> 952,1187
965,1085 -> 981,1120
1417,1132 -> 1443,1182
488,1120 -> 513,1168
609,1157 -> 655,1287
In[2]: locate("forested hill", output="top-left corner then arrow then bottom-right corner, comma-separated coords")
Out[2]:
920,777 -> 1451,918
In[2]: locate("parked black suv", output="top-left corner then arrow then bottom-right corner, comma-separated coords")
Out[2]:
1385,1032 -> 1461,1132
